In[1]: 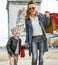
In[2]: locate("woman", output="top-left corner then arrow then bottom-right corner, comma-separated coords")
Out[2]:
6,27 -> 21,65
25,1 -> 50,65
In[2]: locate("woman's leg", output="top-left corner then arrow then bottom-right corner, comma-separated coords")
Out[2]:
39,41 -> 43,65
32,41 -> 38,65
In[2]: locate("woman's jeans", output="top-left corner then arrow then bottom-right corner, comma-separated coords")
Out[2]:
32,36 -> 44,65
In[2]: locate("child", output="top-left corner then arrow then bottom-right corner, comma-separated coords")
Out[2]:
6,27 -> 21,65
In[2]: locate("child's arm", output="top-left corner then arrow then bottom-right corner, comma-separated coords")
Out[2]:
6,38 -> 14,56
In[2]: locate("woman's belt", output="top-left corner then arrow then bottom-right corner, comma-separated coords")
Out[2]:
32,35 -> 43,38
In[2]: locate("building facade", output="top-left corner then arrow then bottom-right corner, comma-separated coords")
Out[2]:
7,0 -> 42,37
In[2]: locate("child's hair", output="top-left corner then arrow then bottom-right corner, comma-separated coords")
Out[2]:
11,27 -> 19,34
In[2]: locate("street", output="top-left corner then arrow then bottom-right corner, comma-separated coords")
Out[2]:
0,60 -> 58,65
0,49 -> 58,65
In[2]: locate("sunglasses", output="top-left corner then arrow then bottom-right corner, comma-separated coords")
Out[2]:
29,7 -> 35,10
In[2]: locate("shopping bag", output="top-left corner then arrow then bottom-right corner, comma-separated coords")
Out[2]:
20,46 -> 25,58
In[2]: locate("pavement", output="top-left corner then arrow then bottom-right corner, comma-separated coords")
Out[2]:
0,48 -> 58,65
0,48 -> 58,60
0,60 -> 58,65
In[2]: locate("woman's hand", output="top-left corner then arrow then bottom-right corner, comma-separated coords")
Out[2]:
24,43 -> 29,48
44,12 -> 50,17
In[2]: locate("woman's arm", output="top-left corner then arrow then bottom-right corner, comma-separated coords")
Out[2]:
44,12 -> 50,26
39,13 -> 50,26
25,21 -> 29,43
19,38 -> 21,54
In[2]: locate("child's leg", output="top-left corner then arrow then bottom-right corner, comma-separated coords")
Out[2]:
14,56 -> 18,65
10,56 -> 14,65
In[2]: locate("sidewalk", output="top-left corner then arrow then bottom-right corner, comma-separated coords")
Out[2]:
0,49 -> 58,61
0,48 -> 58,65
0,60 -> 58,65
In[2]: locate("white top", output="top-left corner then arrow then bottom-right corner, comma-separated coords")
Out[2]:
15,40 -> 19,55
30,16 -> 43,36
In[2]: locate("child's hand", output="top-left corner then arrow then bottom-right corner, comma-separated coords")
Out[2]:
24,43 -> 29,48
12,54 -> 14,57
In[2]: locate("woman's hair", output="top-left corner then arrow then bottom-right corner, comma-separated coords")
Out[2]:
25,1 -> 38,20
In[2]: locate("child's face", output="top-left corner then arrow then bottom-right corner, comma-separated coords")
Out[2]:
13,29 -> 20,37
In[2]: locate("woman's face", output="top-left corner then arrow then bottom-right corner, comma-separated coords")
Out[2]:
28,4 -> 37,16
